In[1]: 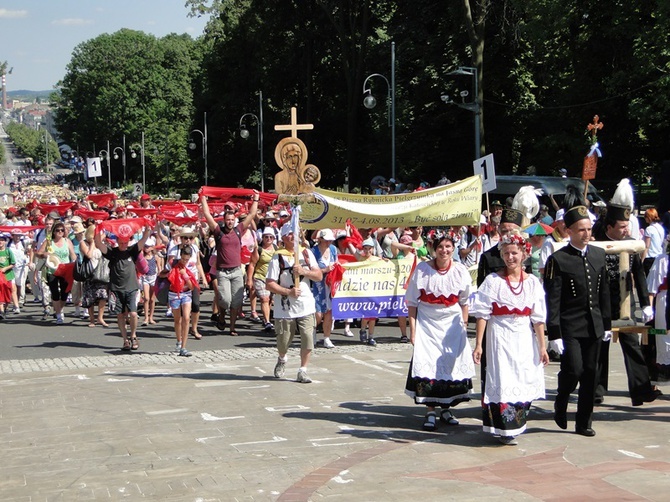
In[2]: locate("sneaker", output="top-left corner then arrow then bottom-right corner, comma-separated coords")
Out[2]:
274,358 -> 286,378
179,348 -> 192,357
12,307 -> 20,314
359,329 -> 368,343
400,335 -> 409,343
498,436 -> 518,445
165,309 -> 173,318
323,338 -> 335,349
175,342 -> 182,352
343,327 -> 354,337
56,314 -> 64,325
42,309 -> 50,321
264,322 -> 274,332
367,338 -> 377,346
296,369 -> 312,384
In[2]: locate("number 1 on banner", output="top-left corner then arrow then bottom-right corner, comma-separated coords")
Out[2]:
473,153 -> 496,193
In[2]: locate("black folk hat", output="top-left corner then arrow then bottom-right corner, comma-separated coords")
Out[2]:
500,208 -> 524,227
564,205 -> 590,228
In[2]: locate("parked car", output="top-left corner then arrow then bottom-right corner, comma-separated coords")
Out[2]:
489,175 -> 605,213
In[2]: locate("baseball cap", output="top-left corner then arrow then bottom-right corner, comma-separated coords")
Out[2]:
317,229 -> 335,241
362,237 -> 376,248
140,194 -> 151,200
144,236 -> 156,247
279,210 -> 290,217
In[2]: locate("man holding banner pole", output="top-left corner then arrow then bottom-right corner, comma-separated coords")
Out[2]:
266,219 -> 322,384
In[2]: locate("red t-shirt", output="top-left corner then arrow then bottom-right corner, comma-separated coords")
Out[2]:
214,223 -> 243,269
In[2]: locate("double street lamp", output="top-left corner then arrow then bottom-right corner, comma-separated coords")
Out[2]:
239,91 -> 264,192
362,41 -> 396,181
442,66 -> 481,160
112,134 -> 127,185
99,143 -> 111,190
130,131 -> 146,194
189,112 -> 208,186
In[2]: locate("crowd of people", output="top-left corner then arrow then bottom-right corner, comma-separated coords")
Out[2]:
0,177 -> 668,446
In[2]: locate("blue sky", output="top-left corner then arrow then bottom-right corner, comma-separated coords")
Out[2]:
0,0 -> 209,91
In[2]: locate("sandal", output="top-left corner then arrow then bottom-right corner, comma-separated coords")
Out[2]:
423,411 -> 437,431
189,329 -> 203,340
122,339 -> 131,351
440,410 -> 459,426
131,338 -> 139,350
229,330 -> 239,337
87,323 -> 96,328
99,321 -> 109,327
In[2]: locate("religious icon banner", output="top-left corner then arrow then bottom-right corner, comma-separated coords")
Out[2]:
300,176 -> 482,229
331,256 -> 413,320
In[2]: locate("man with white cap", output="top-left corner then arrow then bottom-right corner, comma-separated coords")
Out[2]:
265,223 -> 322,383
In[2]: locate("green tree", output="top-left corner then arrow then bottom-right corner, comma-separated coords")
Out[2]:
53,29 -> 201,193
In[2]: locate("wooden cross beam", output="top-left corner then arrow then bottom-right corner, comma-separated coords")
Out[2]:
274,107 -> 314,138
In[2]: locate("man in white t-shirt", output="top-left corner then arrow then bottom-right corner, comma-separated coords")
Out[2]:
265,223 -> 322,383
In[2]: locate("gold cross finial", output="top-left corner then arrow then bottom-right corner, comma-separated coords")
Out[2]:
274,106 -> 314,138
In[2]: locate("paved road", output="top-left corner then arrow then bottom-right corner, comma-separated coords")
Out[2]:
0,338 -> 668,501
0,289 -> 411,367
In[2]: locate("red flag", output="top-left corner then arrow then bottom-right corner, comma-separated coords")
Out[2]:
86,193 -> 118,208
159,204 -> 187,217
54,262 -> 75,294
126,207 -> 159,217
98,218 -> 149,242
161,215 -> 199,226
75,209 -> 110,221
0,225 -> 42,234
37,202 -> 75,216
199,186 -> 276,205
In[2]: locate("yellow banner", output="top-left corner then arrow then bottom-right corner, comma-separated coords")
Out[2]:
300,176 -> 482,229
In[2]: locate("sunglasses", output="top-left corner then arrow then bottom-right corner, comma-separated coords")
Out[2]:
54,229 -> 65,233
181,236 -> 194,240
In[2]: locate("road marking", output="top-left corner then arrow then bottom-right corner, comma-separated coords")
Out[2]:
340,355 -> 403,376
195,381 -> 242,387
146,408 -> 189,416
265,404 -> 310,412
618,449 -> 644,459
239,384 -> 270,389
200,412 -> 245,421
231,436 -> 287,447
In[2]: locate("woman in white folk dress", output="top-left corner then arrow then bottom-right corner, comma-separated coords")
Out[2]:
404,232 -> 475,431
646,247 -> 670,386
471,230 -> 549,445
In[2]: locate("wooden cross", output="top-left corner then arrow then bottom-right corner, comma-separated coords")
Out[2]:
274,106 -> 314,138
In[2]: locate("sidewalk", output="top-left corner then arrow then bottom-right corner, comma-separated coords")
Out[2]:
0,343 -> 668,501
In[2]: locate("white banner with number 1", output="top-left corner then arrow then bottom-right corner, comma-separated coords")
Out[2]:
473,153 -> 496,193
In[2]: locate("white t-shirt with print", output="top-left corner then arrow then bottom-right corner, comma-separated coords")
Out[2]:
266,249 -> 317,319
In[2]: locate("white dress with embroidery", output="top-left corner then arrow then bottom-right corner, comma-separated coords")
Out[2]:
404,261 -> 475,405
471,273 -> 546,405
647,254 -> 670,384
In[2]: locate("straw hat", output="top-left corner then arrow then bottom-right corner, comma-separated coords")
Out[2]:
46,253 -> 61,270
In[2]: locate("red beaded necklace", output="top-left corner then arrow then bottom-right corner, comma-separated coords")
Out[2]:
505,271 -> 524,295
434,259 -> 452,275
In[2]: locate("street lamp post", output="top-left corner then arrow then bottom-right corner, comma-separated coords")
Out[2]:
442,66 -> 481,160
42,131 -> 49,172
130,132 -> 146,193
99,141 -> 111,190
362,41 -> 396,181
112,134 -> 127,186
189,112 -> 208,186
239,91 -> 264,192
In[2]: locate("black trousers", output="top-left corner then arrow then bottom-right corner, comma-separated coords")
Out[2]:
595,334 -> 653,402
556,336 -> 601,430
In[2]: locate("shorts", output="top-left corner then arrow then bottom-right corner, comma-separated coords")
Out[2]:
216,267 -> 244,310
108,289 -> 140,315
253,278 -> 271,299
169,290 -> 193,310
276,313 -> 316,354
141,274 -> 157,287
